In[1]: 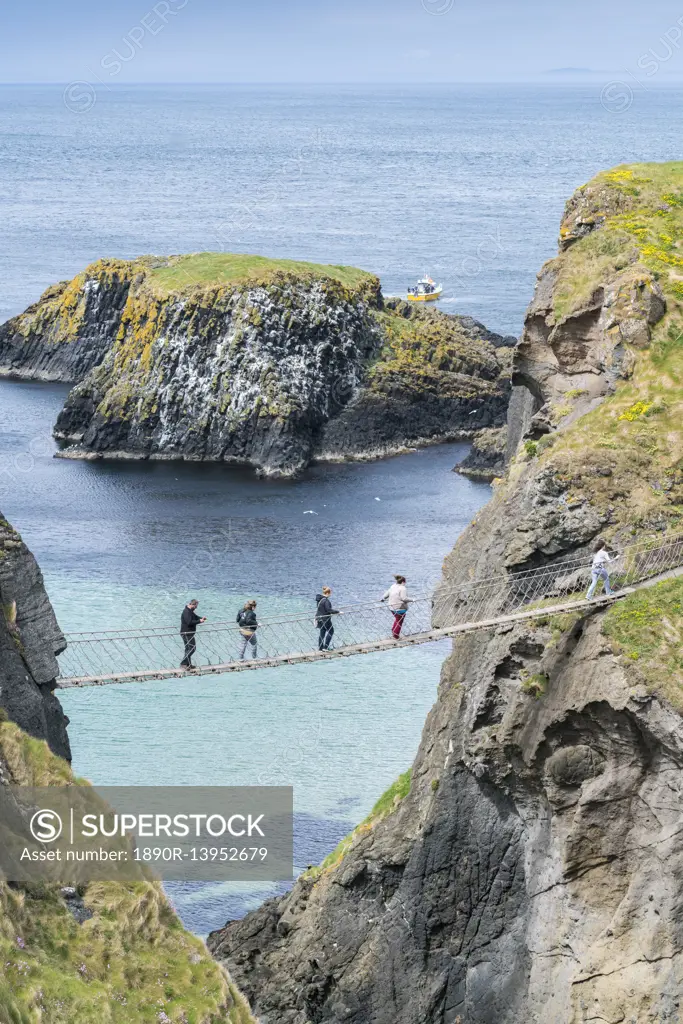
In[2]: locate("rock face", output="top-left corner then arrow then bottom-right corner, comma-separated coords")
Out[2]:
0,266 -> 136,381
208,163 -> 683,1022
0,255 -> 512,478
453,426 -> 507,481
210,613 -> 683,1024
0,513 -> 70,760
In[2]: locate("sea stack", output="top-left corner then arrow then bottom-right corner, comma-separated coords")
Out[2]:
0,253 -> 513,477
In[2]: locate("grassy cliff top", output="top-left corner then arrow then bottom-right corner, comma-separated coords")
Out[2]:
519,161 -> 683,534
7,252 -> 380,349
553,161 -> 683,321
146,252 -> 378,295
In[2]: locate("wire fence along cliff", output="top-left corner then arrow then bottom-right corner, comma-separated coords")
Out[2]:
55,530 -> 683,687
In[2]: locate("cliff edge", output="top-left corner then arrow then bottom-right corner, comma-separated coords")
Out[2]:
0,254 -> 512,477
207,163 -> 683,1023
0,513 -> 70,761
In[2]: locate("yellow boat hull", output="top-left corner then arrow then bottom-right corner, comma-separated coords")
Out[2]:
407,289 -> 441,303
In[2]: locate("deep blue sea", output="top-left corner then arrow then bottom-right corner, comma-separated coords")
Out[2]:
1,83 -> 682,933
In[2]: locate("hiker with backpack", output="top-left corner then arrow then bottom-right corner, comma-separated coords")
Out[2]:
315,586 -> 341,651
236,599 -> 259,660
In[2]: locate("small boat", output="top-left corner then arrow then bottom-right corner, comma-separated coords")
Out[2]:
407,274 -> 443,303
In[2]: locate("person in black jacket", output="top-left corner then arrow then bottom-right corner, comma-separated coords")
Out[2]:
315,586 -> 340,651
237,600 -> 259,660
180,599 -> 206,669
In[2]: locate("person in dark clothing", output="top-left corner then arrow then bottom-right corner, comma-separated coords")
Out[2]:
236,600 -> 259,660
180,599 -> 206,669
315,586 -> 340,651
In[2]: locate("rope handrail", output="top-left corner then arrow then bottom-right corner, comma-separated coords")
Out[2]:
53,529 -> 683,686
56,529 -> 683,642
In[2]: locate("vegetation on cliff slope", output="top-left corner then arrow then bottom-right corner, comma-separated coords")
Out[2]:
0,716 -> 254,1024
305,769 -> 412,880
370,301 -> 510,399
518,162 -> 683,533
602,576 -> 683,708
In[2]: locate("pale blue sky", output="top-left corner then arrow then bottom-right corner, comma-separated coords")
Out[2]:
3,0 -> 683,82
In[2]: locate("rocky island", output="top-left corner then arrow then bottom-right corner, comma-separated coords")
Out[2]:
0,512 -> 255,1024
0,254 -> 513,477
207,163 -> 683,1022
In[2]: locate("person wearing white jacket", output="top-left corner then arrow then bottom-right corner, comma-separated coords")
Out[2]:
586,541 -> 614,599
381,574 -> 412,638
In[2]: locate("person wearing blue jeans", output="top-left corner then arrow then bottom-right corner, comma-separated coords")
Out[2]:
236,600 -> 259,660
586,541 -> 614,599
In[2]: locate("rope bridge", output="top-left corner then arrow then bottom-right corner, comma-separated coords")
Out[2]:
55,531 -> 683,688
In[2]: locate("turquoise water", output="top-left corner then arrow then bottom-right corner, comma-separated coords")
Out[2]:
0,379 -> 483,933
3,83 -> 683,932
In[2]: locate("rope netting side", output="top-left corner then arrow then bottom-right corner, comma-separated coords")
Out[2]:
55,530 -> 683,682
56,599 -> 436,680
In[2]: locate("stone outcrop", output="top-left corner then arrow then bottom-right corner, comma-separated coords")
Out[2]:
453,426 -> 507,481
0,513 -> 70,760
0,256 -> 512,478
0,266 -> 136,381
208,162 -> 683,1022
315,301 -> 513,463
508,167 -> 668,455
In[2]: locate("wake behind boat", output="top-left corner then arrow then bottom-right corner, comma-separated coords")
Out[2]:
407,274 -> 442,302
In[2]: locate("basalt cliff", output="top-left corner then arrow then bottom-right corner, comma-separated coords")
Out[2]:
208,163 -> 683,1023
0,254 -> 513,477
0,514 -> 70,762
0,512 -> 255,1024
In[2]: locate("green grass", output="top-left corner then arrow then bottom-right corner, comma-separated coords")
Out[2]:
148,253 -> 376,295
602,576 -> 683,707
0,720 -> 254,1024
511,161 -> 683,534
520,671 -> 548,697
305,769 -> 412,880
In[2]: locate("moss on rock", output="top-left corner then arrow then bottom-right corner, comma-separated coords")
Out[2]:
304,769 -> 412,880
0,719 -> 255,1024
503,161 -> 683,539
602,576 -> 683,708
